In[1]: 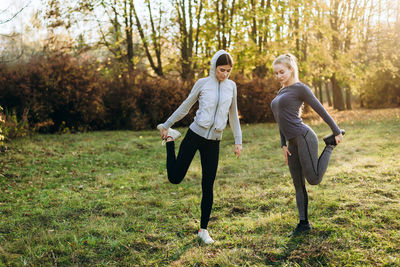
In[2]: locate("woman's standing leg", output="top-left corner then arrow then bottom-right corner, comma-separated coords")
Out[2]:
288,139 -> 308,223
166,129 -> 199,184
198,139 -> 220,229
295,127 -> 334,185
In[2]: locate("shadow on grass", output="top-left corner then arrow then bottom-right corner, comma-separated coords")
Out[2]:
265,226 -> 335,265
165,235 -> 200,263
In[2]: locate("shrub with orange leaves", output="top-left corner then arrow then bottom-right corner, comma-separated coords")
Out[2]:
0,53 -> 106,133
0,54 -> 282,134
234,74 -> 281,123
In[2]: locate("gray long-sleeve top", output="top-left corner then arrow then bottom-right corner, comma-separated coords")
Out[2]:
271,82 -> 340,147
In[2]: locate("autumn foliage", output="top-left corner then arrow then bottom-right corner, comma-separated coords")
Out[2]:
0,53 -> 105,133
0,53 -> 281,136
234,74 -> 281,123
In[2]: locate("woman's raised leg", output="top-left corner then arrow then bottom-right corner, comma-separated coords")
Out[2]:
166,129 -> 199,184
295,128 -> 334,185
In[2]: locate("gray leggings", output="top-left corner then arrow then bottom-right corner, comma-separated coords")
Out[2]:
288,126 -> 334,221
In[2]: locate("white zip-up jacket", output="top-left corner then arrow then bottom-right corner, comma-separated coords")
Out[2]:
162,50 -> 242,144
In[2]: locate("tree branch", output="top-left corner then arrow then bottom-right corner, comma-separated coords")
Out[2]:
0,1 -> 30,24
0,49 -> 24,63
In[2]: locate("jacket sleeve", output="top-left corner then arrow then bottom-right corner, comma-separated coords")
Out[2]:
301,85 -> 341,135
162,79 -> 204,129
228,83 -> 242,145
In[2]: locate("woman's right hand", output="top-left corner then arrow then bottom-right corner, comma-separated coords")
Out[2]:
335,133 -> 343,145
159,126 -> 168,140
282,145 -> 291,165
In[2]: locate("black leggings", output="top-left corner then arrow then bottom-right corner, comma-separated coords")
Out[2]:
166,129 -> 220,229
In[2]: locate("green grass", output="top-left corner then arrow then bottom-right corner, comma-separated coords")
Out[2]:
1,108 -> 400,266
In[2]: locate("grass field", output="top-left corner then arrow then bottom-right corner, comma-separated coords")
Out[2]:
1,108 -> 400,266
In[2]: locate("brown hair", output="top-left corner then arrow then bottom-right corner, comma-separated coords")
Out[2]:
216,54 -> 233,67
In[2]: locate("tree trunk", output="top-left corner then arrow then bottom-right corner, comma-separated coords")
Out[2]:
313,82 -> 317,97
125,0 -> 134,72
250,0 -> 257,44
329,0 -> 346,110
147,1 -> 163,76
319,84 -> 323,103
325,81 -> 332,107
345,88 -> 352,110
216,0 -> 221,49
331,74 -> 345,110
132,1 -> 163,76
177,0 -> 192,80
175,0 -> 204,80
360,90 -> 364,108
317,80 -> 323,103
294,4 -> 300,57
221,0 -> 227,49
227,0 -> 235,48
262,0 -> 271,51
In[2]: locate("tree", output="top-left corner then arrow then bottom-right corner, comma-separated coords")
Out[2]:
132,0 -> 164,75
0,1 -> 30,63
172,0 -> 204,80
328,0 -> 346,110
215,0 -> 236,50
0,1 -> 29,25
95,0 -> 163,74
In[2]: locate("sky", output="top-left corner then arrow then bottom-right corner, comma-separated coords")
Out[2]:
0,0 -> 155,44
1,0 -> 104,47
0,0 -> 41,34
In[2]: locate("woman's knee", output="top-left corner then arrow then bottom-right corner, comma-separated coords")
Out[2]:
168,175 -> 184,184
307,176 -> 322,185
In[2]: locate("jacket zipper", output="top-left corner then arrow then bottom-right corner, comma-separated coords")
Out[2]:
207,82 -> 221,139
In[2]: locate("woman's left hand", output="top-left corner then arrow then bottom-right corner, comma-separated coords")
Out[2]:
234,144 -> 242,158
335,133 -> 343,145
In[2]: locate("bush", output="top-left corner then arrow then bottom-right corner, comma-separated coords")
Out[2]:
0,53 -> 106,133
102,72 -> 142,130
135,74 -> 280,129
362,65 -> 400,108
28,54 -> 106,132
234,74 -> 281,123
1,108 -> 30,140
102,75 -> 197,130
137,77 -> 196,129
0,54 -> 282,133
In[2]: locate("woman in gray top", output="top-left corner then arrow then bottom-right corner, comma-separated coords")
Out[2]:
157,50 -> 242,244
271,53 -> 344,235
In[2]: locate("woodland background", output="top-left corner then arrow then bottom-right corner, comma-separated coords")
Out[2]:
1,1 -> 400,265
1,0 -> 400,140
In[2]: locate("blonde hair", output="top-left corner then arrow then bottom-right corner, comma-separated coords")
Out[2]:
272,53 -> 299,81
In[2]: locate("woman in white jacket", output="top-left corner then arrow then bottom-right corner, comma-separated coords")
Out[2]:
157,50 -> 242,244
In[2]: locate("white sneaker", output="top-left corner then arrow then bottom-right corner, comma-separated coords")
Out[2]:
157,124 -> 181,145
167,128 -> 181,141
198,229 -> 214,244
